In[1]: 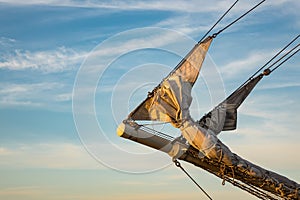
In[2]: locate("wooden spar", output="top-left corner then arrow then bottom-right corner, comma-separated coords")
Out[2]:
117,121 -> 174,154
117,121 -> 300,200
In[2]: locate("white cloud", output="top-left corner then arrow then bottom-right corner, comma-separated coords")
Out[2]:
0,46 -> 84,109
0,47 -> 86,73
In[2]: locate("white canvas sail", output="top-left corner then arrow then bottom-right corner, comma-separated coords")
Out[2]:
128,36 -> 213,126
120,32 -> 300,199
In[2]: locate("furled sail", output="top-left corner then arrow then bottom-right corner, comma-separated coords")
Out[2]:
128,36 -> 213,127
198,74 -> 264,134
119,33 -> 300,199
127,35 -> 236,165
118,0 -> 300,197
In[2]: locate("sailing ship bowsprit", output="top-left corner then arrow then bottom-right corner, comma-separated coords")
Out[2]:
116,1 -> 300,199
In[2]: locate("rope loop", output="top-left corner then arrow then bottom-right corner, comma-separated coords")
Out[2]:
174,159 -> 181,167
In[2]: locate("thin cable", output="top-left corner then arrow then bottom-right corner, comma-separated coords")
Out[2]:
159,0 -> 242,83
140,122 -> 170,126
173,159 -> 213,200
199,0 -> 240,43
271,47 -> 300,73
148,1 -> 263,89
251,34 -> 300,78
213,0 -> 266,37
267,43 -> 300,71
234,34 -> 300,91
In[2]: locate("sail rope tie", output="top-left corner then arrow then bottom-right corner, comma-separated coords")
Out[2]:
212,0 -> 266,38
173,159 -> 213,200
219,164 -> 226,186
198,0 -> 240,43
230,166 -> 235,183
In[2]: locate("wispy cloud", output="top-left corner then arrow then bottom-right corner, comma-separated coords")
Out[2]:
0,186 -> 45,197
234,92 -> 300,140
260,81 -> 300,90
89,29 -> 193,59
0,142 -> 174,172
0,37 -> 16,47
118,180 -> 168,187
0,147 -> 13,155
219,50 -> 273,79
154,15 -> 215,36
0,0 -> 249,12
2,0 -> 298,14
0,47 -> 86,73
0,82 -> 72,108
0,143 -> 101,169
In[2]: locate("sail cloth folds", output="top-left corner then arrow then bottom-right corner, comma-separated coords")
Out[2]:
198,74 -> 263,134
128,36 -> 213,127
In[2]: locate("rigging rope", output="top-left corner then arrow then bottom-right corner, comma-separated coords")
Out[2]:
222,176 -> 282,200
234,34 -> 300,92
270,46 -> 299,73
213,0 -> 266,37
250,34 -> 300,80
140,125 -> 174,140
173,159 -> 213,200
199,0 -> 240,43
140,122 -> 170,126
265,44 -> 300,73
161,0 -> 260,84
139,0 -> 265,95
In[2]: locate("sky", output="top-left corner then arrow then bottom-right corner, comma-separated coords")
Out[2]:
0,0 -> 299,200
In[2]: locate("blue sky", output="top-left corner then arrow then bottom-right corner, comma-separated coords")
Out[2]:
0,0 -> 299,199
